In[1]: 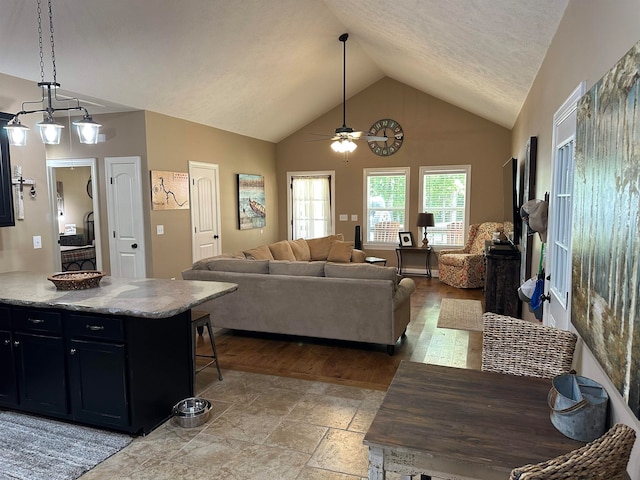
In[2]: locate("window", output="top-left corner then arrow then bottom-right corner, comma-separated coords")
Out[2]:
364,167 -> 410,247
287,171 -> 335,239
419,165 -> 471,247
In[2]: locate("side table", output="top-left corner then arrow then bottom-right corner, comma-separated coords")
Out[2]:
396,246 -> 432,277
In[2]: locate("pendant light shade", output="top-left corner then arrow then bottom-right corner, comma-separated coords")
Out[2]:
4,119 -> 30,147
37,115 -> 64,145
73,114 -> 102,144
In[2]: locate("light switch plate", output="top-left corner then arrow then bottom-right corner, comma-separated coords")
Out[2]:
33,235 -> 42,249
157,225 -> 164,235
351,214 -> 358,221
339,214 -> 348,221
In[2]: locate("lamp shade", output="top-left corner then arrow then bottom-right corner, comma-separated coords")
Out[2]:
416,212 -> 435,227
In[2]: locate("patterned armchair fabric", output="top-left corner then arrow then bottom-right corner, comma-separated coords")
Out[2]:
438,222 -> 503,288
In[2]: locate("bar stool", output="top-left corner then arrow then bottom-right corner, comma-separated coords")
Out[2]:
191,310 -> 222,383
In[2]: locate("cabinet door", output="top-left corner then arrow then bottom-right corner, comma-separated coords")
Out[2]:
0,330 -> 18,405
15,332 -> 68,416
68,339 -> 129,428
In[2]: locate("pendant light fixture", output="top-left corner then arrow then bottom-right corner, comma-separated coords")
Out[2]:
4,0 -> 101,147
330,33 -> 358,154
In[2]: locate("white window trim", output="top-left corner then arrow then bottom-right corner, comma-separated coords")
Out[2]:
363,166 -> 410,250
286,170 -> 335,240
418,164 -> 471,249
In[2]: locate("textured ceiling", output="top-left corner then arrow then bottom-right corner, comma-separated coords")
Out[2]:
0,0 -> 568,142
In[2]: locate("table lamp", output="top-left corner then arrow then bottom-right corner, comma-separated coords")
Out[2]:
416,212 -> 435,247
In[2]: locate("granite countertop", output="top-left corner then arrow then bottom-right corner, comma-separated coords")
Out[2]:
0,271 -> 238,319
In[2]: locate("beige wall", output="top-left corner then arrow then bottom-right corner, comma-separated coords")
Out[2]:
277,77 -> 511,265
144,112 -> 277,279
46,110 -> 149,275
0,73 -> 53,273
513,0 -> 640,475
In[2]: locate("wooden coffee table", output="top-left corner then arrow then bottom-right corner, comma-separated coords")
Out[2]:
363,362 -> 584,479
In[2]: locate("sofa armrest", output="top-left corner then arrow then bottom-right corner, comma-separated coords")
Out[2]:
351,249 -> 366,263
393,277 -> 416,306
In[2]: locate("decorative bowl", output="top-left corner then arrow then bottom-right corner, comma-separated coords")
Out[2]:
172,397 -> 212,428
47,271 -> 105,290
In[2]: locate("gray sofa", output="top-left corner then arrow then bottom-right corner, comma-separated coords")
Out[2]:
182,257 -> 416,354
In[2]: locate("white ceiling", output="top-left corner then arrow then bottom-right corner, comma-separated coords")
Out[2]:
0,0 -> 568,143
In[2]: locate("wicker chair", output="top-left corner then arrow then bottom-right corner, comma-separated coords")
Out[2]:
509,423 -> 636,479
482,313 -> 577,379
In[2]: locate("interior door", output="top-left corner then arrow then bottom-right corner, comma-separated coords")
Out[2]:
105,156 -> 146,278
189,161 -> 220,262
546,83 -> 585,330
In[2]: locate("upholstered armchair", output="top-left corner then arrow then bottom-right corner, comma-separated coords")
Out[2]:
437,222 -> 503,288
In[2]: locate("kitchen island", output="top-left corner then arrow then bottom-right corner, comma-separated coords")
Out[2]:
0,271 -> 238,435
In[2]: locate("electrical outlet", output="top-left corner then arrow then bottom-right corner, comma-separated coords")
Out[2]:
33,236 -> 42,249
157,225 -> 164,235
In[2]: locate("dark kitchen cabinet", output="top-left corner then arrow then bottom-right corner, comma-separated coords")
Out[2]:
12,308 -> 68,416
0,303 -> 191,435
66,312 -> 129,429
0,112 -> 15,228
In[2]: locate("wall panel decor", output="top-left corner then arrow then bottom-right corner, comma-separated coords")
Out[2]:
573,41 -> 640,419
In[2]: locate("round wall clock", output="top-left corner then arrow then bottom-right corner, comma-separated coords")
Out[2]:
367,119 -> 404,156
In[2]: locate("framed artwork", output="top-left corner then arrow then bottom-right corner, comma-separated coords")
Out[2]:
398,231 -> 414,247
573,40 -> 640,419
150,170 -> 189,210
237,174 -> 266,230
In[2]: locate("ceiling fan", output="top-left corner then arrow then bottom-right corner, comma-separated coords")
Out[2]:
310,33 -> 387,153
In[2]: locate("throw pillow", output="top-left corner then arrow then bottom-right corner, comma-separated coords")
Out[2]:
288,238 -> 311,261
307,234 -> 344,260
268,240 -> 296,261
243,244 -> 274,260
327,240 -> 354,263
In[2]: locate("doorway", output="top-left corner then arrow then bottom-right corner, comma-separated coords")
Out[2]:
46,158 -> 102,272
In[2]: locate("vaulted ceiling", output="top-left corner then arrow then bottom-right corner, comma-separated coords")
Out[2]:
0,0 -> 568,143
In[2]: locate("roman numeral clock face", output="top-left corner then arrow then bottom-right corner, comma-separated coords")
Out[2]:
367,119 -> 404,156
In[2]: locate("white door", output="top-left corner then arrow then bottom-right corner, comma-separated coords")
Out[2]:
189,161 -> 221,262
105,156 -> 146,278
546,83 -> 585,330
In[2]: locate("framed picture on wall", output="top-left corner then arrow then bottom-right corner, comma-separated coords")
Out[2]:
398,231 -> 414,247
237,174 -> 266,230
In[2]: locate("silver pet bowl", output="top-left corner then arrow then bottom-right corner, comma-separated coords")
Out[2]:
172,397 -> 212,428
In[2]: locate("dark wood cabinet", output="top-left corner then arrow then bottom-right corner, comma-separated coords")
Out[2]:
0,304 -> 191,435
0,112 -> 15,228
484,246 -> 522,318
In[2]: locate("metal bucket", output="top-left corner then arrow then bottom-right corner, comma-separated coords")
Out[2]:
547,374 -> 608,442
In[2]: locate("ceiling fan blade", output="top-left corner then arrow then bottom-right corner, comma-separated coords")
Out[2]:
364,135 -> 388,142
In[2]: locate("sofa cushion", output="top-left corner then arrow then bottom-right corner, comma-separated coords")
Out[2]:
268,240 -> 296,261
327,240 -> 354,263
269,260 -> 326,277
244,244 -> 275,260
307,234 -> 344,261
325,262 -> 397,286
288,239 -> 311,261
203,258 -> 270,273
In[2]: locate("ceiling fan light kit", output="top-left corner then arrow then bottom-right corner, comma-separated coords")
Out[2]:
4,0 -> 101,147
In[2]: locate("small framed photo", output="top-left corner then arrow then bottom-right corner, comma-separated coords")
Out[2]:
398,231 -> 415,247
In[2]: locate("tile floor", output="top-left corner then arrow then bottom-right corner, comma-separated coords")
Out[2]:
80,290 -> 481,480
80,367 -> 406,480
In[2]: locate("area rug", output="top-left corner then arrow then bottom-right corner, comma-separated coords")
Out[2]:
0,411 -> 132,480
437,298 -> 484,331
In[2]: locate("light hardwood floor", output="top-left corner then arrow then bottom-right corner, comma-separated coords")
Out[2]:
81,276 -> 485,480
